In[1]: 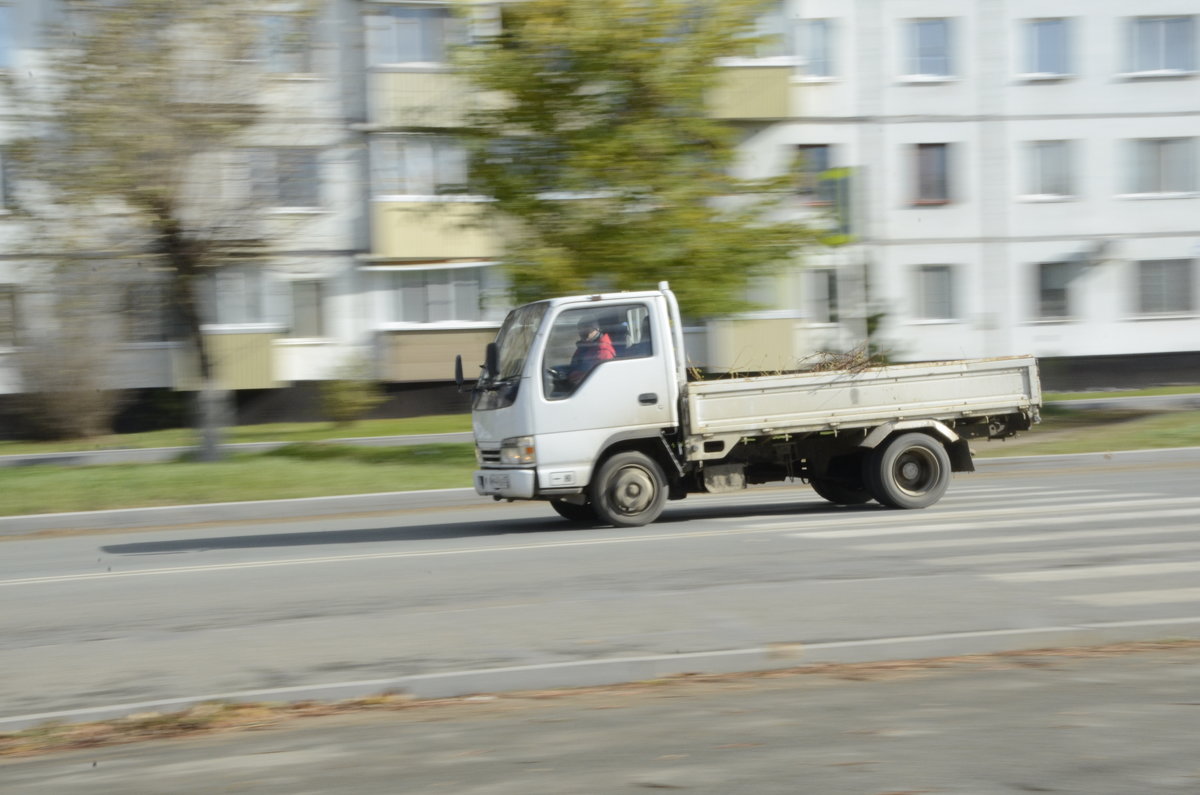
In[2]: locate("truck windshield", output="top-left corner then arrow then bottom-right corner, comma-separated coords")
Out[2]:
492,301 -> 548,382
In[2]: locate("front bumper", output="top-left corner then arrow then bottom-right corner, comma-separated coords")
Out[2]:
473,468 -> 537,499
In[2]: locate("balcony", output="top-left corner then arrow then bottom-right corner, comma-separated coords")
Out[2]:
707,64 -> 796,120
369,69 -> 474,129
172,330 -> 282,391
378,328 -> 496,383
371,201 -> 500,260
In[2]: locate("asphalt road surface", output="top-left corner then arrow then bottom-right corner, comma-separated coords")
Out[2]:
2,449 -> 1198,731
4,643 -> 1199,794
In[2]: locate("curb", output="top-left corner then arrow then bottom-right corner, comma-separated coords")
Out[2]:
3,447 -> 1198,536
3,616 -> 1197,732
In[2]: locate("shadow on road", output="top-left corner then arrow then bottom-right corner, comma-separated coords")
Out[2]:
99,497 -> 880,556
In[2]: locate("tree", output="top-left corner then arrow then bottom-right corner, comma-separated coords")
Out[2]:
6,0 -> 312,457
456,0 -> 814,319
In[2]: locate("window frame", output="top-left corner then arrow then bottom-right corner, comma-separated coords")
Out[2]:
796,144 -> 834,205
366,4 -> 466,66
370,134 -> 470,198
260,13 -> 315,75
250,147 -> 323,210
905,18 -> 953,79
1024,18 -> 1070,77
287,279 -> 326,338
1025,140 -> 1074,199
383,265 -> 505,325
799,18 -> 833,78
1127,137 -> 1197,196
914,264 -> 957,321
1134,259 -> 1195,316
1128,16 -> 1196,74
807,268 -> 839,325
913,143 -> 951,205
0,284 -> 19,347
0,5 -> 12,71
1034,261 -> 1072,321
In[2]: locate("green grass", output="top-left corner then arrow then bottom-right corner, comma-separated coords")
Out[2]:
0,414 -> 472,457
1044,385 -> 1200,401
974,408 -> 1200,458
4,407 -> 1200,518
0,443 -> 476,517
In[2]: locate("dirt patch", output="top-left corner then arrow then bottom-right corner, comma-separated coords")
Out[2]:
4,639 -> 1198,759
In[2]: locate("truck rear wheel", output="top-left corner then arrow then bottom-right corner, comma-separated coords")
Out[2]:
864,432 -> 951,509
589,451 -> 667,527
809,477 -> 873,505
550,499 -> 598,524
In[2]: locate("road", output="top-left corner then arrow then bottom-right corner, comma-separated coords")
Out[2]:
5,643 -> 1200,793
1,449 -> 1198,731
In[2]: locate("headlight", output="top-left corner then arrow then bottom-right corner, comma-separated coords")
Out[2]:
500,436 -> 536,465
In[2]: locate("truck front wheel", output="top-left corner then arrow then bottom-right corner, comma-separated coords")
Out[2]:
589,451 -> 668,527
864,432 -> 951,509
550,499 -> 599,524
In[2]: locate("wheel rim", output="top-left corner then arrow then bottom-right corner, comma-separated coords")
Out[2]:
892,447 -> 939,496
608,465 -> 657,516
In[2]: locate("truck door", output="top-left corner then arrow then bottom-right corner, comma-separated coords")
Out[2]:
537,302 -> 677,447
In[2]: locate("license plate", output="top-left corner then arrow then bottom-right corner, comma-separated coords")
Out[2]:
487,473 -> 510,490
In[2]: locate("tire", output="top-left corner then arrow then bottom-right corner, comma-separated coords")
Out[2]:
550,499 -> 598,523
809,477 -> 873,505
588,451 -> 668,527
864,432 -> 951,509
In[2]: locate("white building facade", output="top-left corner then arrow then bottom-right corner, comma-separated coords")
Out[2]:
779,0 -> 1200,368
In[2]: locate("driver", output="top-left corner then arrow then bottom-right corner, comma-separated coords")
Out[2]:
567,316 -> 615,385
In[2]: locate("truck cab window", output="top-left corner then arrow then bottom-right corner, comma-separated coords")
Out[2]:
543,304 -> 649,399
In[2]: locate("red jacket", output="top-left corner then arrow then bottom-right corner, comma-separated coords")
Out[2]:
568,333 -> 615,383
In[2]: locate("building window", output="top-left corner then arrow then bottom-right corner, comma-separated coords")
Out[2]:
370,135 -> 468,197
261,14 -> 314,73
203,268 -> 267,325
808,269 -> 839,324
366,4 -> 465,65
914,143 -> 951,204
251,148 -> 321,208
799,19 -> 833,77
288,280 -> 325,337
1130,138 -> 1196,194
1027,141 -> 1072,197
121,284 -> 168,342
1136,259 -> 1194,315
1130,16 -> 1195,73
0,5 -> 12,70
1036,262 -> 1072,319
750,0 -> 791,58
796,144 -> 833,204
907,19 -> 951,77
387,266 -> 505,324
1026,18 -> 1069,75
915,265 -> 956,320
0,285 -> 18,346
0,147 -> 12,209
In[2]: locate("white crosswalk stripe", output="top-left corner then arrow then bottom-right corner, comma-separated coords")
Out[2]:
1065,588 -> 1200,607
860,513 -> 1200,551
928,540 -> 1200,566
987,560 -> 1200,583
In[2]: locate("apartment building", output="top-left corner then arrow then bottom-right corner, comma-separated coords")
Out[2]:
3,0 -> 1198,426
776,0 -> 1200,377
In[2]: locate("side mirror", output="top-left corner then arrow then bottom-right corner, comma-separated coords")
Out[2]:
484,342 -> 499,381
454,354 -> 465,392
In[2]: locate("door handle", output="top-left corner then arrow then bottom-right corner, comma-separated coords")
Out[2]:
638,393 -> 658,405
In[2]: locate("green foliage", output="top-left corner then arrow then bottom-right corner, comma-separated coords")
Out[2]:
456,0 -> 815,319
317,358 -> 388,427
262,442 -> 475,466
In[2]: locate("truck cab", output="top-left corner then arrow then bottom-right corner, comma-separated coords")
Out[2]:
464,285 -> 685,525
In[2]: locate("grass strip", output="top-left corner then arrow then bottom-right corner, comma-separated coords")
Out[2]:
0,415 -> 473,457
0,443 -> 476,517
974,408 -> 1200,457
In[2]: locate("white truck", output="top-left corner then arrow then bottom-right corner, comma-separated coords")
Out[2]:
457,282 -> 1041,527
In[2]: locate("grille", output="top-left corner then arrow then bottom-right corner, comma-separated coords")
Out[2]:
478,447 -> 502,464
